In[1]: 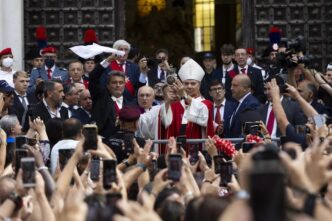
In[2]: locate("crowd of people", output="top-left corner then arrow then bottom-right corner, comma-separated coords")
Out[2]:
0,31 -> 331,221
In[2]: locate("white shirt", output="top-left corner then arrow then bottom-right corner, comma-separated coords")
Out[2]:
14,90 -> 29,106
0,69 -> 15,87
50,139 -> 79,175
213,99 -> 226,121
157,66 -> 166,79
111,96 -> 123,109
266,96 -> 284,138
43,98 -> 61,118
238,65 -> 249,74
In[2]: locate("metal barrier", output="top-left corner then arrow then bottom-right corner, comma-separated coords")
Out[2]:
152,138 -> 280,144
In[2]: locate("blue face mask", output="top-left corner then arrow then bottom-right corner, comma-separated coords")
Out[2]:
44,58 -> 55,68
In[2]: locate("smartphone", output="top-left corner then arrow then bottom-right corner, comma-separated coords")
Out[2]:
313,114 -> 325,128
15,149 -> 28,175
189,145 -> 199,165
27,138 -> 38,146
213,155 -> 223,174
82,125 -> 98,151
243,122 -> 260,135
168,154 -> 182,181
242,142 -> 255,153
21,157 -> 36,188
219,162 -> 233,187
279,84 -> 288,94
90,156 -> 100,181
58,149 -> 75,170
176,135 -> 186,153
16,136 -> 28,149
295,125 -> 310,134
123,133 -> 134,154
103,159 -> 117,189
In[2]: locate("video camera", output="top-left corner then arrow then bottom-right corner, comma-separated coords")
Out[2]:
276,35 -> 315,69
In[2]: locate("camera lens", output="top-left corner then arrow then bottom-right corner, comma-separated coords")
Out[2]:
166,75 -> 176,85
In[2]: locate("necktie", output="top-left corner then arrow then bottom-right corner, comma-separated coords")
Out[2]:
20,96 -> 27,110
47,69 -> 52,79
160,70 -> 165,81
267,108 -> 275,135
240,68 -> 246,74
215,105 -> 222,124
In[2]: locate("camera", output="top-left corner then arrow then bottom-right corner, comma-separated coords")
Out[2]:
166,67 -> 178,85
146,58 -> 163,69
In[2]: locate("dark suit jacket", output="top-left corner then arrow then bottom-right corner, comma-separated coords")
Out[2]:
225,65 -> 266,104
212,100 -> 238,122
311,99 -> 330,115
258,97 -> 307,137
71,108 -> 92,125
89,64 -> 133,139
10,92 -> 38,131
224,94 -> 261,138
28,101 -> 69,124
147,66 -> 165,88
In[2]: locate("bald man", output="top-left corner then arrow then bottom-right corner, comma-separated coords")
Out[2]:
138,86 -> 155,111
224,74 -> 261,138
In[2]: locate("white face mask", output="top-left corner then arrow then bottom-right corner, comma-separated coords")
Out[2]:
2,57 -> 14,68
246,57 -> 253,66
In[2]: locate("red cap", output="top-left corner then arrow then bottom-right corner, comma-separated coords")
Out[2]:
41,46 -> 57,54
83,29 -> 98,45
119,106 -> 141,122
0,48 -> 12,57
246,48 -> 255,55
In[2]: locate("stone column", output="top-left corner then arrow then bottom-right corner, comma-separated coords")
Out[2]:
0,0 -> 24,70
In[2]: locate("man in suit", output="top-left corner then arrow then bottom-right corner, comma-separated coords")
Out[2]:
72,89 -> 92,125
200,52 -> 218,101
225,47 -> 265,104
147,48 -> 170,88
208,79 -> 238,137
258,77 -> 307,138
297,80 -> 331,116
62,83 -> 79,117
29,46 -> 69,89
224,75 -> 261,138
108,39 -> 146,102
89,54 -> 131,139
28,80 -> 68,123
10,71 -> 37,131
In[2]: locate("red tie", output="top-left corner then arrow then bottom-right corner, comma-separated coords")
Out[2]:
215,105 -> 222,124
267,108 -> 275,135
47,69 -> 52,79
240,68 -> 246,74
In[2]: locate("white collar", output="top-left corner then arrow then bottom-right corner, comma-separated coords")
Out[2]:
14,90 -> 27,97
214,99 -> 226,107
111,96 -> 123,102
238,92 -> 251,104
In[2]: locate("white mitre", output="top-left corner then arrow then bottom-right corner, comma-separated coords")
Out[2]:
178,58 -> 205,82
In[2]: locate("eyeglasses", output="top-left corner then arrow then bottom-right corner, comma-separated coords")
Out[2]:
210,87 -> 224,92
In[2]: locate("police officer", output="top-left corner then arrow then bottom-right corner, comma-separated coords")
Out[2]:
105,105 -> 146,163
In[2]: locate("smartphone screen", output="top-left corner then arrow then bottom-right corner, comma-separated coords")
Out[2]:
83,127 -> 98,151
213,155 -> 223,174
219,162 -> 233,187
103,159 -> 117,189
15,149 -> 28,175
168,154 -> 182,181
58,149 -> 75,170
123,133 -> 134,154
16,136 -> 28,149
21,157 -> 36,188
90,156 -> 100,181
189,145 -> 199,165
242,142 -> 254,153
313,114 -> 325,128
176,135 -> 186,153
